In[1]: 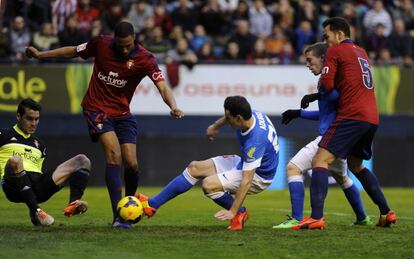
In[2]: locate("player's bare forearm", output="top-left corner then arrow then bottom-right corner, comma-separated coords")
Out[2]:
26,46 -> 78,59
229,170 -> 255,214
206,116 -> 227,140
156,81 -> 184,118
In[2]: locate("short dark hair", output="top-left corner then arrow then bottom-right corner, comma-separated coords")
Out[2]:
304,42 -> 328,57
224,96 -> 252,120
114,21 -> 135,38
17,98 -> 41,116
322,17 -> 351,37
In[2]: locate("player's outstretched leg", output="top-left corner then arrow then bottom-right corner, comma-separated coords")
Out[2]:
137,168 -> 199,217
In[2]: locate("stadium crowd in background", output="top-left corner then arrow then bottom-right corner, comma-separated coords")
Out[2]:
1,0 -> 414,67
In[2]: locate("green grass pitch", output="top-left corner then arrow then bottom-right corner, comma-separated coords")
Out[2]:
0,187 -> 413,258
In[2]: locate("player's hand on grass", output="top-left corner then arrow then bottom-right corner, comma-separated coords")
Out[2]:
206,124 -> 220,140
170,108 -> 184,118
300,93 -> 319,109
214,210 -> 234,220
281,109 -> 300,125
25,46 -> 40,59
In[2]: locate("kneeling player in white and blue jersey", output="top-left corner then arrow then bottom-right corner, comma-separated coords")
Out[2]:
136,96 -> 279,230
273,42 -> 372,229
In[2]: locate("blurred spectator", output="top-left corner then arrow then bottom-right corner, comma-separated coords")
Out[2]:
128,0 -> 153,34
33,22 -> 59,51
136,17 -> 155,43
171,0 -> 199,33
76,0 -> 100,36
102,3 -> 124,35
143,26 -> 171,63
197,41 -> 216,63
219,0 -> 239,12
165,38 -> 198,69
52,0 -> 77,34
90,19 -> 103,39
189,25 -> 210,52
249,0 -> 273,38
223,41 -> 243,61
228,19 -> 257,59
391,0 -> 414,28
363,0 -> 393,37
25,0 -> 52,32
9,16 -> 32,61
231,1 -> 250,23
376,47 -> 394,65
389,18 -> 413,66
293,20 -> 315,56
199,0 -> 226,37
246,38 -> 277,64
153,3 -> 174,36
295,0 -> 318,32
0,28 -> 12,61
277,41 -> 296,64
58,14 -> 86,46
270,0 -> 294,30
264,24 -> 287,56
366,23 -> 390,61
169,25 -> 185,46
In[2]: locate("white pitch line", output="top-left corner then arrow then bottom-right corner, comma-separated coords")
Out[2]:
277,209 -> 414,221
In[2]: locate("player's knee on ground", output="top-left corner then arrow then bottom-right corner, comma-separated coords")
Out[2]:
74,154 -> 91,170
201,176 -> 222,194
4,155 -> 24,177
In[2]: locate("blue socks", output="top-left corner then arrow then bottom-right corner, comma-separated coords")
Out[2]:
355,168 -> 390,215
310,167 -> 329,219
288,176 -> 305,221
149,169 -> 197,209
105,164 -> 123,220
206,191 -> 246,213
341,179 -> 366,221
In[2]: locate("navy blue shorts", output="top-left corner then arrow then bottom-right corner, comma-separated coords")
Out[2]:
83,110 -> 138,144
319,120 -> 377,159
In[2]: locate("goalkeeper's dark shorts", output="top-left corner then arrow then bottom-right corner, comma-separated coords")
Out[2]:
2,170 -> 62,204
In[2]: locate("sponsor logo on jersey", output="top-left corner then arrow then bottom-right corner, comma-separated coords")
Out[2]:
12,150 -> 40,163
151,71 -> 164,81
98,71 -> 128,88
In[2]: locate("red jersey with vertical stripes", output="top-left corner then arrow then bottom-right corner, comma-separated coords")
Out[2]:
76,36 -> 165,117
319,40 -> 379,125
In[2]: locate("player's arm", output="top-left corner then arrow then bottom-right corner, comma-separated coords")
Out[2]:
155,80 -> 184,118
25,46 -> 78,59
214,169 -> 255,220
206,116 -> 227,140
319,47 -> 337,92
300,109 -> 319,120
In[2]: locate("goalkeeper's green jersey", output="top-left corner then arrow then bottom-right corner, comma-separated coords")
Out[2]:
0,125 -> 46,180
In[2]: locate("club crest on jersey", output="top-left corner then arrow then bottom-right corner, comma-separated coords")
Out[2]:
97,123 -> 103,130
126,60 -> 134,69
247,147 -> 256,159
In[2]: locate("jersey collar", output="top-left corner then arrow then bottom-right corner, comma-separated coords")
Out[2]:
241,115 -> 256,136
13,124 -> 31,139
341,39 -> 353,44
